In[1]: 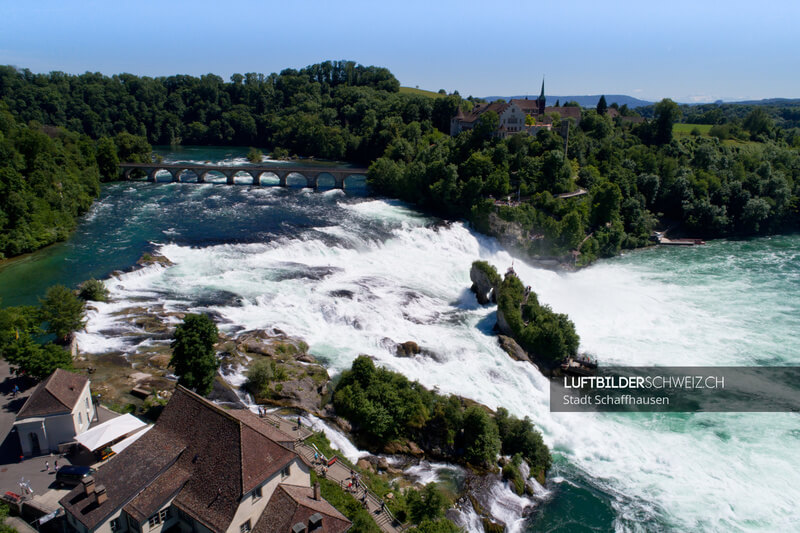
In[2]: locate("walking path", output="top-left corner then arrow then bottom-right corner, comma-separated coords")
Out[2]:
262,413 -> 403,533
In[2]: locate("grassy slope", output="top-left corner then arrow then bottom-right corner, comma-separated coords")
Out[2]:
399,86 -> 447,98
672,123 -> 713,136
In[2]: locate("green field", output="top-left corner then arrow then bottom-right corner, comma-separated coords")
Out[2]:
399,86 -> 447,98
673,123 -> 713,136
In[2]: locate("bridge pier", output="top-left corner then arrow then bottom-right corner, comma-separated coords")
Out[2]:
334,174 -> 346,190
277,171 -> 288,187
197,171 -> 206,183
148,169 -> 159,182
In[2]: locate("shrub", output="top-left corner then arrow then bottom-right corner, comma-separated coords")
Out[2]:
79,279 -> 109,302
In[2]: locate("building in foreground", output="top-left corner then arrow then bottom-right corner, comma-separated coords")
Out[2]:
60,386 -> 350,533
14,368 -> 95,456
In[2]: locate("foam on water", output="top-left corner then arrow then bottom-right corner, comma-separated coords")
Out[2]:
79,194 -> 800,532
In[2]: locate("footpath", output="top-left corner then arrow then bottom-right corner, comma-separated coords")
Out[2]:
262,413 -> 403,533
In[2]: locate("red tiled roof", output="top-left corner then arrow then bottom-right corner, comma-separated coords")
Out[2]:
61,387 -> 298,533
457,101 -> 510,124
545,106 -> 582,122
254,484 -> 350,533
17,369 -> 88,418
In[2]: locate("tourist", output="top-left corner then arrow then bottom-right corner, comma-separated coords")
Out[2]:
45,460 -> 49,472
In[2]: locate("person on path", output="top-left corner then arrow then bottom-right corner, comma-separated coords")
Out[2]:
45,460 -> 49,472
54,459 -> 59,471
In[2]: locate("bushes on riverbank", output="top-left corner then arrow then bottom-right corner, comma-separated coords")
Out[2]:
496,268 -> 579,362
0,283 -> 87,378
0,105 -> 150,259
333,356 -> 551,476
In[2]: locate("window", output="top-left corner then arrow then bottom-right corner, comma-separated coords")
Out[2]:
159,508 -> 170,523
252,486 -> 262,501
148,514 -> 160,529
240,520 -> 252,533
281,466 -> 290,478
86,397 -> 90,410
78,412 -> 82,425
110,519 -> 121,532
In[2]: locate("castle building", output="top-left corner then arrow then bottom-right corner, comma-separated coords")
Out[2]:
450,79 -> 581,138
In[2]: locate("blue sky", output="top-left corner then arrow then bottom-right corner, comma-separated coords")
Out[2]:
2,0 -> 798,102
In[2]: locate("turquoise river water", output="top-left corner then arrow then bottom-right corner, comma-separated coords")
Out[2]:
0,147 -> 798,532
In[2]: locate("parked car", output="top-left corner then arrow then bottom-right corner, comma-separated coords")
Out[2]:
56,465 -> 95,488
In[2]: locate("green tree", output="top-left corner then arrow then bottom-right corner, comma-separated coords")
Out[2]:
462,405 -> 500,466
743,108 -> 773,139
39,285 -> 85,343
245,358 -> 274,396
246,147 -> 263,163
5,339 -> 73,379
78,279 -> 109,302
406,483 -> 448,523
653,98 -> 681,145
95,136 -> 119,181
596,95 -> 608,116
170,314 -> 219,395
590,181 -> 622,227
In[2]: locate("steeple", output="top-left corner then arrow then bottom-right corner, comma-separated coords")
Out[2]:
537,77 -> 546,115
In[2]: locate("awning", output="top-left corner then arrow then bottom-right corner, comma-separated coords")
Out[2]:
110,424 -> 153,455
75,413 -> 147,452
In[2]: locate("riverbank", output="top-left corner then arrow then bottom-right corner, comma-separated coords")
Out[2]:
2,147 -> 799,531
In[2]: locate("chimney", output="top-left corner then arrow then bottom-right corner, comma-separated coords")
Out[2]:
82,476 -> 95,496
313,482 -> 320,501
308,513 -> 323,531
95,484 -> 107,505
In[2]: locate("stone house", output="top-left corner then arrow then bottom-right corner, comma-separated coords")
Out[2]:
14,369 -> 95,456
60,386 -> 350,533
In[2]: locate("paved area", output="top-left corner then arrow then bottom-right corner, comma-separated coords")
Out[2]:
0,360 -> 74,501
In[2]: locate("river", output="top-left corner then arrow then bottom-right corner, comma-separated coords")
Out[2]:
1,147 -> 798,532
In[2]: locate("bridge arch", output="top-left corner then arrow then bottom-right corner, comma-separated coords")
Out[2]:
230,170 -> 254,185
201,170 -> 227,184
315,172 -> 337,190
149,168 -> 174,183
285,172 -> 309,188
175,168 -> 201,183
343,174 -> 368,190
257,171 -> 281,186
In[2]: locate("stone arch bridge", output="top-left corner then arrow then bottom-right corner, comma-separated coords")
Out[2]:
119,162 -> 369,189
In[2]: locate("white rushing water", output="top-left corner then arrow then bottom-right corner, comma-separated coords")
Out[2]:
79,195 -> 800,532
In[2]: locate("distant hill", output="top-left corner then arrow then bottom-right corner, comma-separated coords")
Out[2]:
483,94 -> 654,108
726,98 -> 800,106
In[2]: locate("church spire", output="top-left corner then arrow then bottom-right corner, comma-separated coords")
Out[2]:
537,77 -> 546,115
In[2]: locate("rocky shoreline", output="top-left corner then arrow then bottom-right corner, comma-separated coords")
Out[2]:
72,252 -> 546,531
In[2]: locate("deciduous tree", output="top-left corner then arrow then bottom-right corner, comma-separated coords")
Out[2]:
170,314 -> 219,395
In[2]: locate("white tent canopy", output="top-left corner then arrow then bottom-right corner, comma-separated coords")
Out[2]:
75,413 -> 147,452
111,424 -> 153,455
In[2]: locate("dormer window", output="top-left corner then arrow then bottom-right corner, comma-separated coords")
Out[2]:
252,486 -> 262,501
